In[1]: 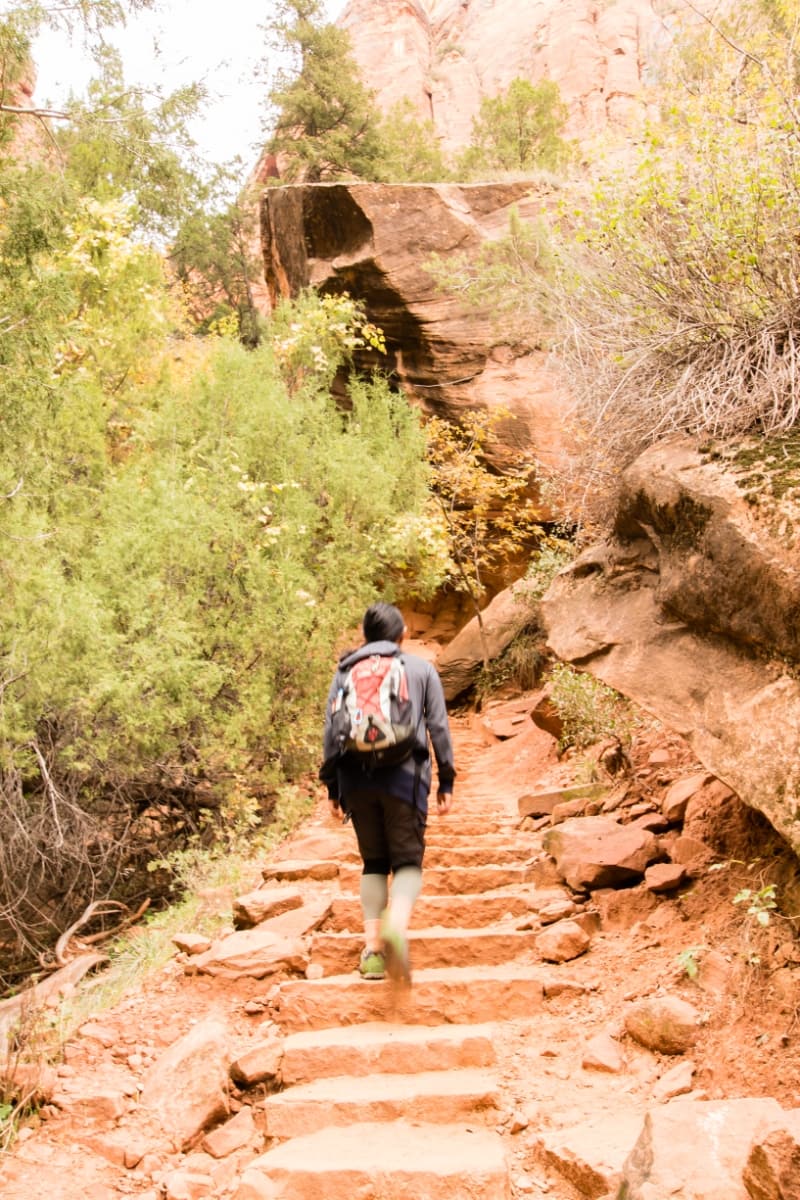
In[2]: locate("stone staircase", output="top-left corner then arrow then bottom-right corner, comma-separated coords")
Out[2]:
240,736 -> 561,1199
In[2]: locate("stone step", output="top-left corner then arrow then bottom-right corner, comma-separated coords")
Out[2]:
263,859 -> 341,883
272,965 -> 545,1033
309,927 -> 540,976
423,842 -> 535,868
337,862 -> 537,895
262,1068 -> 500,1138
280,1021 -> 497,1085
424,817 -> 517,835
268,838 -> 535,870
240,1121 -> 511,1200
322,892 -> 535,932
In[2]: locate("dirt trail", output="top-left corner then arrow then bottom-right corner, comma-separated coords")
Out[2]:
0,704 -> 797,1199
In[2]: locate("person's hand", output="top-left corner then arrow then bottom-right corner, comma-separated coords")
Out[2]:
436,789 -> 453,815
328,799 -> 345,822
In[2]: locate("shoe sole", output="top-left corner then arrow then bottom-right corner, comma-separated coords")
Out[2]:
382,929 -> 411,988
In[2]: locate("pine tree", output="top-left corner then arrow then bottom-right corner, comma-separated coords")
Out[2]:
265,0 -> 383,182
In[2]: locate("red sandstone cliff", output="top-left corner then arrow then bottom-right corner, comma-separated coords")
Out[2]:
338,0 -> 689,151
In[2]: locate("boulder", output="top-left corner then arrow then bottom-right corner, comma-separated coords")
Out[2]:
582,1032 -> 625,1074
535,919 -> 591,963
519,782 -> 609,819
652,1059 -> 695,1102
541,438 -> 800,858
543,815 -> 659,890
233,888 -> 304,930
230,1036 -> 284,1086
624,995 -> 700,1055
187,929 -> 308,981
743,1110 -> 800,1200
619,1098 -> 785,1199
202,1107 -> 258,1160
538,1111 -> 645,1200
172,933 -> 213,956
139,1020 -> 231,1151
435,581 -> 540,699
643,862 -> 688,893
661,773 -> 713,823
261,181 -> 573,505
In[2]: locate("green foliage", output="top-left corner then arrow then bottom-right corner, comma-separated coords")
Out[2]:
57,47 -> 204,238
0,155 -> 435,982
171,165 -> 266,347
457,78 -> 571,178
265,0 -> 383,181
475,538 -> 572,699
270,288 -> 387,390
375,99 -> 452,183
476,631 -> 547,701
734,883 -> 778,927
524,537 -> 573,601
425,408 -> 542,642
548,663 -> 634,750
677,946 -> 703,980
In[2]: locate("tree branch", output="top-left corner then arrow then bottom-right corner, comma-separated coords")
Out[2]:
0,103 -> 68,120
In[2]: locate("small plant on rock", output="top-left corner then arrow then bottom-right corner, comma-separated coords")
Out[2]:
676,946 -> 704,981
734,883 -> 778,928
548,662 -> 634,751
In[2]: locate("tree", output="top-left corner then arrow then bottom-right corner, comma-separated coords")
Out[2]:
264,0 -> 383,182
56,46 -> 204,239
171,165 -> 266,347
375,99 -> 452,183
457,78 -> 571,177
0,2 -> 156,127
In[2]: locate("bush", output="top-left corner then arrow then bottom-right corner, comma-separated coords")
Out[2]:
548,663 -> 634,750
0,254 -> 435,984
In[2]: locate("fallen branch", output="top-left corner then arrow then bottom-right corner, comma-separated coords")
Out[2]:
0,953 -> 107,1045
53,896 -> 151,966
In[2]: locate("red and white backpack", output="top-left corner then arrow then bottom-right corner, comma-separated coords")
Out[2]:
330,653 -> 416,766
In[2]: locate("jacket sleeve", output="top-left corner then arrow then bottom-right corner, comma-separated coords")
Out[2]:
423,663 -> 456,789
319,671 -> 343,800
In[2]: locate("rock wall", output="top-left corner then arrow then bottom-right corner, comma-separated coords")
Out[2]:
338,0 -> 688,152
261,180 -> 573,484
541,438 -> 800,857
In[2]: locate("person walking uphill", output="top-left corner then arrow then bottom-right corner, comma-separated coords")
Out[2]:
320,602 -> 456,985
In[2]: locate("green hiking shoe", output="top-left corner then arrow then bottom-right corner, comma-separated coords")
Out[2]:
358,947 -> 386,980
381,921 -> 411,988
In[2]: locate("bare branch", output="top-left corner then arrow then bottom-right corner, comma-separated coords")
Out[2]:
2,479 -> 23,501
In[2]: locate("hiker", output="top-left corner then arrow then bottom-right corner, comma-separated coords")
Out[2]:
320,602 -> 456,984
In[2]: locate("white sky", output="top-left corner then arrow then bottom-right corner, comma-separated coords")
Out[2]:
32,0 -> 347,170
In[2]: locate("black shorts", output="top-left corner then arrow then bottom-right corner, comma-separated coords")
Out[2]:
345,788 -> 426,875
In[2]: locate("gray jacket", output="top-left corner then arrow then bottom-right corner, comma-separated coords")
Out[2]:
320,640 -> 456,815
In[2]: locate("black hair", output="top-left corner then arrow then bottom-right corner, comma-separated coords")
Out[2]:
362,602 -> 404,644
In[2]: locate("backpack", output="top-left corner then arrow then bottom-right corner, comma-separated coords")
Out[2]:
330,653 -> 416,767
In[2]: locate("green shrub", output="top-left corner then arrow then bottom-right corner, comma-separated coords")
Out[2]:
548,662 -> 634,750
457,78 -> 571,178
0,223 -> 436,982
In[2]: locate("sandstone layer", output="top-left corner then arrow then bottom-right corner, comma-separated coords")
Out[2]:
338,0 -> 697,152
541,437 -> 800,856
261,180 -> 571,480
